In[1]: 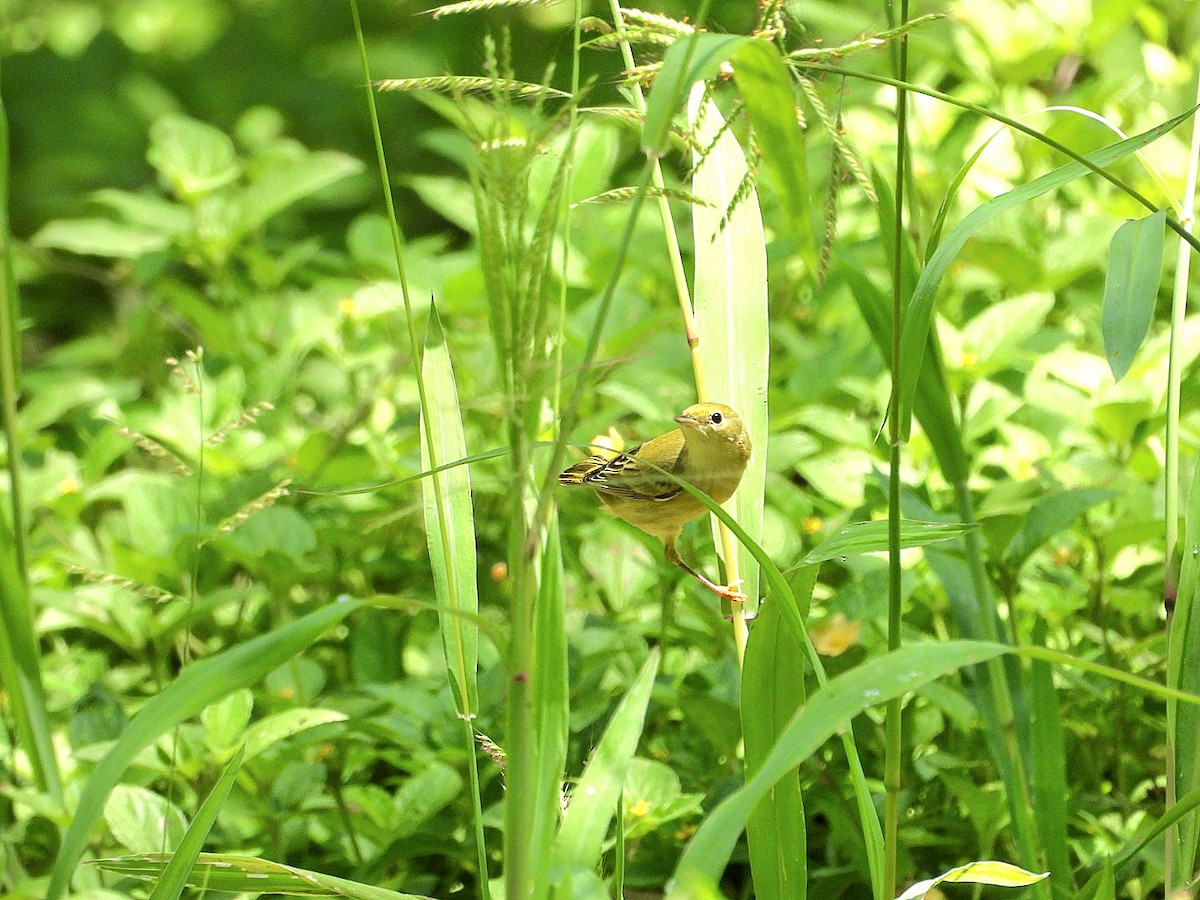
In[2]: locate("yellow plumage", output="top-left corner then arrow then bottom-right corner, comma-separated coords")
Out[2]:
559,402 -> 751,599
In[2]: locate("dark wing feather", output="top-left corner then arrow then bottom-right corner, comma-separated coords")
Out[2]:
569,441 -> 684,501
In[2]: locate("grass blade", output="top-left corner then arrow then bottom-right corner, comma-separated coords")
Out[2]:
671,641 -> 1013,890
95,852 -> 435,899
1167,452 -> 1200,880
740,568 -> 813,899
643,33 -> 748,156
732,39 -> 816,273
46,599 -> 367,900
420,300 -> 479,715
1028,620 -> 1071,897
688,90 -> 769,611
554,649 -> 660,871
145,746 -> 244,900
802,519 -> 974,564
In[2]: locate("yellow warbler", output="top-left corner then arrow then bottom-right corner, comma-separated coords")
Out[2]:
559,402 -> 751,599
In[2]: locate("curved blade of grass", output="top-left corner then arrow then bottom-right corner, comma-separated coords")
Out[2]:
95,852 -> 435,899
420,300 -> 479,715
630,460 -> 885,893
672,641 -> 1013,890
0,511 -> 60,797
1102,208 -> 1167,381
688,90 -> 768,610
842,256 -> 968,484
673,634 -> 1200,891
1100,785 -> 1200,878
0,81 -> 59,800
731,39 -> 816,273
741,569 -> 813,900
899,108 -> 1197,439
895,861 -> 1047,900
46,599 -> 367,900
1168,452 -> 1200,879
1028,619 -> 1071,898
144,745 -> 244,900
802,519 -> 974,565
554,649 -> 659,870
643,33 -> 749,156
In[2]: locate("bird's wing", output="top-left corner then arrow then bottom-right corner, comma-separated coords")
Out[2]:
566,441 -> 683,501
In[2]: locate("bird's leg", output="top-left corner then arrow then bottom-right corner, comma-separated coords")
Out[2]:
664,540 -> 747,602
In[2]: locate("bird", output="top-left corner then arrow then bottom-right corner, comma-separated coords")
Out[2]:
559,402 -> 752,600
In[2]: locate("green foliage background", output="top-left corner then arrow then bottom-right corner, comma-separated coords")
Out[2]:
5,1 -> 1200,898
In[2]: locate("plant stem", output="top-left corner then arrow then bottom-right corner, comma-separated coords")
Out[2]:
883,1 -> 909,896
1163,70 -> 1200,898
349,4 -> 490,895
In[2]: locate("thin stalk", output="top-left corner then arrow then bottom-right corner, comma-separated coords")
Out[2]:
0,67 -> 25,584
882,2 -> 909,897
348,4 -> 490,896
606,1 -> 748,664
791,62 -> 1200,258
0,61 -> 63,802
1164,71 -> 1200,897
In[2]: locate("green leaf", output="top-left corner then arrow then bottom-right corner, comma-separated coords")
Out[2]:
642,33 -> 749,157
393,762 -> 464,837
731,39 -> 816,274
554,650 -> 659,871
1004,488 -> 1118,570
1168,453 -> 1200,881
803,519 -> 975,564
672,641 -> 1012,889
741,570 -> 811,900
104,785 -> 187,854
241,708 -> 348,761
46,599 -> 367,900
228,151 -> 364,239
146,115 -> 239,199
1101,208 -> 1166,381
898,107 -> 1196,439
420,300 -> 479,716
146,746 -> 244,900
201,688 -> 253,753
30,218 -> 171,258
688,93 -> 768,607
94,852 -> 435,899
1029,620 -> 1072,897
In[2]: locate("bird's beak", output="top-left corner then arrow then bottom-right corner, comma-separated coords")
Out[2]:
674,414 -> 699,428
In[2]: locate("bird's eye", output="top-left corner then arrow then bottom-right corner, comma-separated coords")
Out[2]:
710,411 -> 723,425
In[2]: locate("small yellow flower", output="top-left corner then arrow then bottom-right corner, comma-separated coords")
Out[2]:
58,476 -> 80,495
628,798 -> 652,818
338,296 -> 356,317
810,612 -> 861,657
802,516 -> 823,535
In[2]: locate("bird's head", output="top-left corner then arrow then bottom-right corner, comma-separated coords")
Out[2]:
675,402 -> 750,457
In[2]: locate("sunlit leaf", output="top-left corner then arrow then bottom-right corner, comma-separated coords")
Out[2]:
1101,209 -> 1166,381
